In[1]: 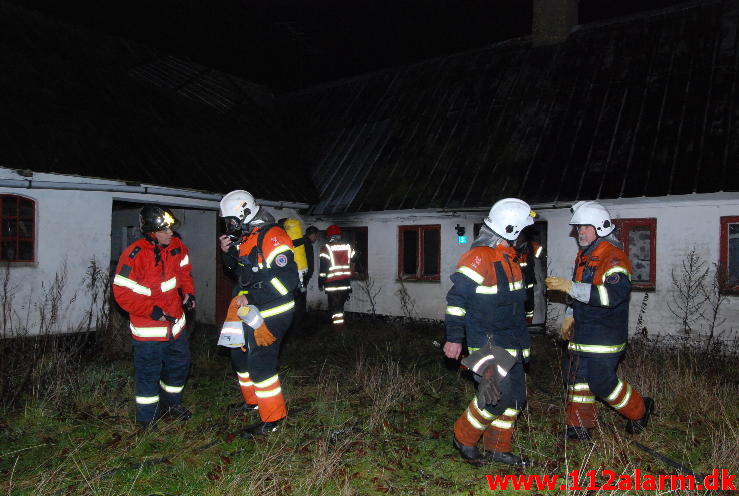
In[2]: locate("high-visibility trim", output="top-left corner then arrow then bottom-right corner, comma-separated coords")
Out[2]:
266,244 -> 292,267
475,285 -> 498,294
130,323 -> 168,338
597,285 -> 609,306
504,348 -> 517,356
569,383 -> 591,391
333,319 -> 345,324
159,380 -> 184,394
171,316 -> 186,337
319,273 -> 327,277
509,280 -> 524,291
522,348 -> 530,359
270,277 -> 289,296
456,266 -> 484,284
136,395 -> 159,405
535,246 -> 543,258
568,342 -> 626,354
465,410 -> 486,430
113,275 -> 152,296
238,290 -> 249,295
526,283 -> 534,289
239,379 -> 252,387
260,301 -> 295,318
568,395 -> 596,403
446,306 -> 466,317
325,285 -> 351,291
472,399 -> 495,420
236,371 -> 250,379
161,277 -> 177,293
179,254 -> 190,267
331,265 -> 351,269
613,384 -> 632,409
503,408 -> 519,417
332,313 -> 344,318
604,266 -> 631,279
254,374 -> 279,388
606,380 -> 624,401
519,262 -> 528,267
255,387 -> 282,398
491,418 -> 514,429
327,271 -> 353,279
320,253 -> 331,260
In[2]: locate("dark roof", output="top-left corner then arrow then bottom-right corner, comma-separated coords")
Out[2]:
283,0 -> 739,214
0,2 -> 317,204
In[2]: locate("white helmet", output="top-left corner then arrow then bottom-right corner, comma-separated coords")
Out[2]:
569,201 -> 614,236
483,198 -> 536,241
220,190 -> 259,233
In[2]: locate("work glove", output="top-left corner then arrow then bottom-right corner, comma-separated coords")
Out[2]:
545,276 -> 573,294
461,341 -> 517,409
560,315 -> 574,341
183,293 -> 196,311
238,305 -> 277,347
151,306 -> 165,321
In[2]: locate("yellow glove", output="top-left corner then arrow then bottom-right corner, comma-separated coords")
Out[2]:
560,316 -> 574,341
253,323 -> 277,347
545,276 -> 573,294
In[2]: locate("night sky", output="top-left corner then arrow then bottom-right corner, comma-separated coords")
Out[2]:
7,0 -> 689,90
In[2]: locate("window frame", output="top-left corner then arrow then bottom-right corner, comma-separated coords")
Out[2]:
0,194 -> 36,263
719,216 -> 739,295
397,224 -> 441,281
341,226 -> 368,280
613,218 -> 657,291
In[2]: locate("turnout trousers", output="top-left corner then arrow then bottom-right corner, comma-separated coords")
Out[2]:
327,289 -> 349,331
454,356 -> 527,453
132,333 -> 191,423
230,310 -> 293,422
564,353 -> 646,428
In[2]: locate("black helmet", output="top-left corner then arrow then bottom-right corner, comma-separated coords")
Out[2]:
139,206 -> 178,233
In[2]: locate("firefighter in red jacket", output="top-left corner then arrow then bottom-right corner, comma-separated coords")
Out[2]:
318,225 -> 355,331
113,206 -> 196,428
218,190 -> 299,437
546,201 -> 654,440
445,198 -> 535,467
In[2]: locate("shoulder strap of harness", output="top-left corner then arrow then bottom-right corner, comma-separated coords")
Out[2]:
256,223 -> 278,264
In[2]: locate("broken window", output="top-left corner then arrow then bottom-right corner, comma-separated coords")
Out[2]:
720,216 -> 739,294
398,225 -> 440,281
614,218 -> 656,290
1,194 -> 35,262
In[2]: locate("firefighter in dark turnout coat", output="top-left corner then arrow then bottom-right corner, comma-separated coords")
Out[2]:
318,225 -> 355,331
219,190 -> 299,437
113,206 -> 195,427
444,198 -> 535,467
546,201 -> 654,440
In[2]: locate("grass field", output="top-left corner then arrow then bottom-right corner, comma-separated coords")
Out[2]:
1,315 -> 737,495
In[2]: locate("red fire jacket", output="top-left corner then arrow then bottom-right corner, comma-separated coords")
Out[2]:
113,237 -> 194,341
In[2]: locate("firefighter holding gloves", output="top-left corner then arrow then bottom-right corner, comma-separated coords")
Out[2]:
545,201 -> 654,441
218,190 -> 299,437
113,206 -> 195,429
444,198 -> 535,467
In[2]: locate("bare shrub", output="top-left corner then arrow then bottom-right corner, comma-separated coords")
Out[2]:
667,248 -> 708,336
355,275 -> 381,318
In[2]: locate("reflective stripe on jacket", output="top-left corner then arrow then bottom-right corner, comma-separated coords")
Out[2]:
570,239 -> 632,357
113,237 -> 194,341
319,242 -> 355,288
445,245 -> 529,358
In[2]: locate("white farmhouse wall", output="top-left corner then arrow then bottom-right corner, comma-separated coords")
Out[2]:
542,194 -> 739,338
307,193 -> 739,339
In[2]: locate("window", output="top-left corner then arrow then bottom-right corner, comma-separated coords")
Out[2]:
398,225 -> 440,281
720,216 -> 739,294
0,195 -> 35,262
341,226 -> 368,279
614,218 -> 656,290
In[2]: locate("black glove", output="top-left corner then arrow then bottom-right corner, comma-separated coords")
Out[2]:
184,293 -> 196,311
461,342 -> 517,409
151,306 -> 165,321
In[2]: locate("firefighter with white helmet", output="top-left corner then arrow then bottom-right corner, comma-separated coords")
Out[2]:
444,198 -> 535,466
546,201 -> 654,440
218,190 -> 299,437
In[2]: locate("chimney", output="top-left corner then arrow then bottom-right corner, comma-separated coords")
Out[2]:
532,0 -> 579,46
